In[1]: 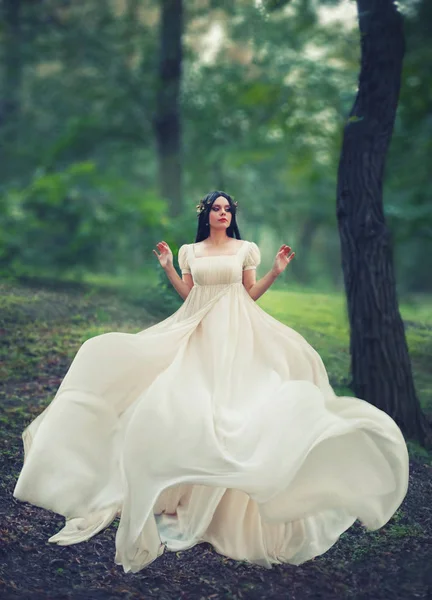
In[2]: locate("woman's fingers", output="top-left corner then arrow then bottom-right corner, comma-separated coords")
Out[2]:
278,245 -> 292,257
277,247 -> 295,264
154,242 -> 167,256
154,241 -> 172,259
157,241 -> 171,253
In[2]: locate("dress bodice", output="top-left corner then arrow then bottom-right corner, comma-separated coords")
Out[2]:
178,240 -> 260,287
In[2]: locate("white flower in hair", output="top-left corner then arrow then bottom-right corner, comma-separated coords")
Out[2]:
195,198 -> 238,216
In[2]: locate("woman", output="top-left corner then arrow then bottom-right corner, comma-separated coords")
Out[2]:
14,190 -> 409,574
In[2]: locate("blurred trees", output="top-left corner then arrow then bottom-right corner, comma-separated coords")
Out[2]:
1,0 -> 21,141
0,0 -> 430,295
386,0 -> 432,291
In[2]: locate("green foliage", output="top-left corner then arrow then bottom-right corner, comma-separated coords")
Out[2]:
385,0 -> 432,291
0,162 -> 168,277
0,0 -> 430,293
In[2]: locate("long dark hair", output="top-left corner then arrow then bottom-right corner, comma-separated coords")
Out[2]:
195,191 -> 242,243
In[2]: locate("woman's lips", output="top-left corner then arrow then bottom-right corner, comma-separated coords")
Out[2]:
218,218 -> 228,222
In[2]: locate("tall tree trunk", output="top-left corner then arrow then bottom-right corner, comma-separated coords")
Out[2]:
336,0 -> 431,447
154,0 -> 183,218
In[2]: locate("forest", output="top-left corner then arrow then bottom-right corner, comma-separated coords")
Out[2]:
1,1 -> 431,599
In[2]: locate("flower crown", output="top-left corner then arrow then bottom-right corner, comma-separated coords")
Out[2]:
195,198 -> 238,215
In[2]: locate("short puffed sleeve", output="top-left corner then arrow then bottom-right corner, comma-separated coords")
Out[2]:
243,241 -> 261,271
178,244 -> 191,274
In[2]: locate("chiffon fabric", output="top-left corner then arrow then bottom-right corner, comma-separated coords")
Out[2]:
13,240 -> 409,573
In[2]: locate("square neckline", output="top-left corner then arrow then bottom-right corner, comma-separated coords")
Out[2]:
192,240 -> 248,259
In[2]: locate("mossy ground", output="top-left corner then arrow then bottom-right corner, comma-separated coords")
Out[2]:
1,280 -> 431,599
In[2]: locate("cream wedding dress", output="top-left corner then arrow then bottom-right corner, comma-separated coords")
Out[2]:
14,240 -> 409,573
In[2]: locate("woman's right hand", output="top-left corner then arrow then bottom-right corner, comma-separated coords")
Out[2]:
153,241 -> 173,269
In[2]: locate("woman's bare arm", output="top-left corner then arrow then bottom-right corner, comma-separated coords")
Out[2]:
153,241 -> 194,301
243,244 -> 295,301
163,265 -> 194,301
243,268 -> 279,301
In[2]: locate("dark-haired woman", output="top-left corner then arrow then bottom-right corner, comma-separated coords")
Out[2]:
14,191 -> 409,574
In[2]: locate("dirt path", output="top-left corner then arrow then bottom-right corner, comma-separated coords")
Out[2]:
1,282 -> 431,599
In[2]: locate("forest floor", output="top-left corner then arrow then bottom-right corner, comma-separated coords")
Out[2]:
1,280 -> 431,600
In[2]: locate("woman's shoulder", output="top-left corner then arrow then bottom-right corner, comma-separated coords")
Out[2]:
178,244 -> 190,259
242,240 -> 261,269
178,244 -> 191,272
239,239 -> 259,249
243,240 -> 259,249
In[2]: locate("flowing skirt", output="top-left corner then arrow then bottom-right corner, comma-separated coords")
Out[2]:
14,282 -> 409,572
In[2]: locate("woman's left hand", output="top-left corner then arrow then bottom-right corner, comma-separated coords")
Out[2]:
272,244 -> 295,276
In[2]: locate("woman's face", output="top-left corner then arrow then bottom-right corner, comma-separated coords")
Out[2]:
209,196 -> 232,230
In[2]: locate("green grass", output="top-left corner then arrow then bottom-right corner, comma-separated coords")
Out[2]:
258,288 -> 432,418
0,282 -> 153,385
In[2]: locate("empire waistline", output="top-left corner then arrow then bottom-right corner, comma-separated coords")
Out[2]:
192,281 -> 243,288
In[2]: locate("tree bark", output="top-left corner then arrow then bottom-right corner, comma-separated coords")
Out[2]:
336,0 -> 431,447
154,0 -> 183,217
